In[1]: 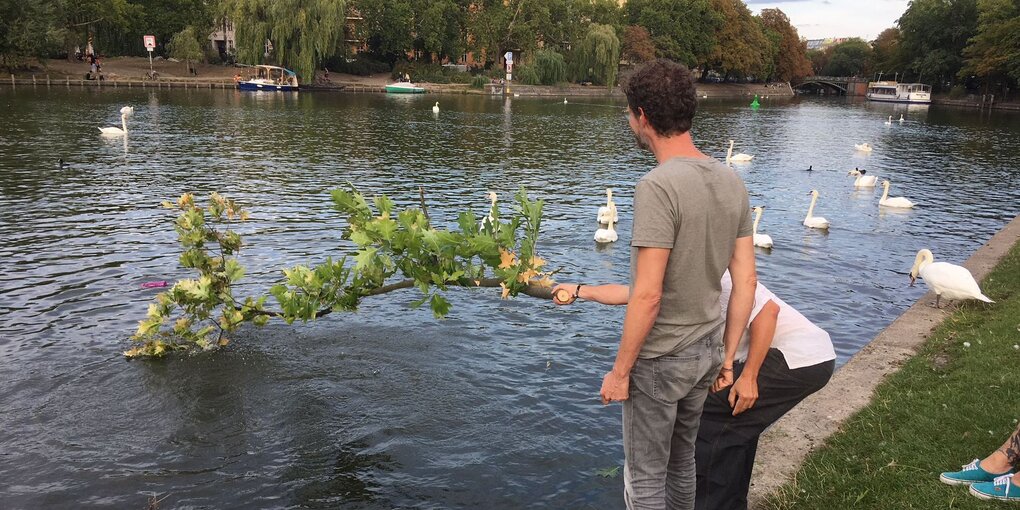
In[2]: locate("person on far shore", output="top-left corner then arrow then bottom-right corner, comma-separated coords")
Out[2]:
941,421 -> 1020,502
554,59 -> 757,510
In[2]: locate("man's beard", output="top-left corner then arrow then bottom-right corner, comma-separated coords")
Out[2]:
633,131 -> 650,151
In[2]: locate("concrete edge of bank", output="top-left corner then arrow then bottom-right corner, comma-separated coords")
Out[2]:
747,213 -> 1020,508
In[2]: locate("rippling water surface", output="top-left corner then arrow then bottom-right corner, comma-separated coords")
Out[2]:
1,87 -> 1018,508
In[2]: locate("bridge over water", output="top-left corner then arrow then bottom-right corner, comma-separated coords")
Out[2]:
794,76 -> 869,96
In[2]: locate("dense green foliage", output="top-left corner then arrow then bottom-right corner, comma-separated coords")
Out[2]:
129,188 -> 555,358
1,0 -> 817,83
219,0 -> 347,81
7,0 -> 1016,92
572,24 -> 620,87
167,26 -> 203,73
798,0 -> 1018,95
822,38 -> 873,77
761,240 -> 1020,509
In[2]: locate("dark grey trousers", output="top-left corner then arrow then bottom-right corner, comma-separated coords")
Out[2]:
694,349 -> 834,510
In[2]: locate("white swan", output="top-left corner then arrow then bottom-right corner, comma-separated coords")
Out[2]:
594,221 -> 618,243
563,98 -> 568,104
854,142 -> 873,152
597,188 -> 618,224
432,102 -> 440,113
884,115 -> 892,125
480,191 -> 497,229
898,114 -> 905,123
752,206 -> 773,248
99,106 -> 134,136
879,180 -> 915,208
726,139 -> 754,163
803,190 -> 829,230
848,168 -> 877,187
909,249 -> 994,308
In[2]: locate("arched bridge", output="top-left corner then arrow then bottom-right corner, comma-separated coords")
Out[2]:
794,76 -> 868,96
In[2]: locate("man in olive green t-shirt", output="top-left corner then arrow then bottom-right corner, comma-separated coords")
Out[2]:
556,60 -> 757,510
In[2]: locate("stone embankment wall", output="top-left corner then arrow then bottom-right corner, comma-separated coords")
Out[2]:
747,215 -> 1020,508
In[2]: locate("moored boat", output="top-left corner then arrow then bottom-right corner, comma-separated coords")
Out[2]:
238,65 -> 299,91
385,82 -> 426,94
866,81 -> 931,104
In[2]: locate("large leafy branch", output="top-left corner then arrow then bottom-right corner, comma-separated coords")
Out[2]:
127,187 -> 557,358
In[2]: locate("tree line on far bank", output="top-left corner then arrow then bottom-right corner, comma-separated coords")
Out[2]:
4,0 -> 1014,97
0,0 -> 810,88
808,0 -> 1019,96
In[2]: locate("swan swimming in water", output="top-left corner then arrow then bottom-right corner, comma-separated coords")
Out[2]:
854,142 -> 873,152
480,191 -> 497,229
752,206 -> 773,248
879,180 -> 915,208
726,139 -> 754,163
594,220 -> 618,243
848,168 -> 877,187
884,115 -> 893,126
909,249 -> 993,308
898,114 -> 905,123
596,188 -> 618,225
432,102 -> 440,113
803,190 -> 829,230
99,106 -> 134,136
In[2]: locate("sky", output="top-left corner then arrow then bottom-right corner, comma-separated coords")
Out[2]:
747,0 -> 911,41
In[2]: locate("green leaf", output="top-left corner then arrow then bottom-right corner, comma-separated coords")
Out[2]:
354,248 -> 379,272
429,294 -> 451,318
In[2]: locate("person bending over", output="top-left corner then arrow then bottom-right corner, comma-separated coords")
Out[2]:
553,272 -> 835,510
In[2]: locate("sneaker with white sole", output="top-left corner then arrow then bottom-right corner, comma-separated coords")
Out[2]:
940,459 -> 1012,486
969,474 -> 1020,502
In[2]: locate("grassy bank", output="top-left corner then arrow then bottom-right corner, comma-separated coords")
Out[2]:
762,239 -> 1020,510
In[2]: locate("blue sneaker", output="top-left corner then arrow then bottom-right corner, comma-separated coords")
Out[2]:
940,459 -> 1012,486
969,474 -> 1020,502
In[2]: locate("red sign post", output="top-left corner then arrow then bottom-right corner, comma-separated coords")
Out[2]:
143,35 -> 156,77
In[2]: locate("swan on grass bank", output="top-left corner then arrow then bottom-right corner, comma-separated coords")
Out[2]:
909,249 -> 994,308
752,206 -> 773,248
803,190 -> 829,230
879,180 -> 915,208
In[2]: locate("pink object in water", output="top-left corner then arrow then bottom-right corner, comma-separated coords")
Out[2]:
141,281 -> 169,289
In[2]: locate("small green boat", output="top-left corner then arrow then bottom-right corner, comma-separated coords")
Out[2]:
386,82 -> 426,94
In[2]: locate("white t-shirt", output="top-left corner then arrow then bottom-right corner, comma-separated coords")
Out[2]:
720,272 -> 836,369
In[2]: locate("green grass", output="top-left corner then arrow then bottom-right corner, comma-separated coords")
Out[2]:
761,239 -> 1020,510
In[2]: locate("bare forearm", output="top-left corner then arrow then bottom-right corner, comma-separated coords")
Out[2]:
741,301 -> 779,378
724,236 -> 757,367
612,295 -> 659,376
579,284 -> 631,305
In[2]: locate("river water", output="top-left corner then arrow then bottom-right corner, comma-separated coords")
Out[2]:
1,87 -> 1018,508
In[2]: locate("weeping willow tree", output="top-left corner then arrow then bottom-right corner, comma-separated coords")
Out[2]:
220,0 -> 346,81
572,23 -> 621,88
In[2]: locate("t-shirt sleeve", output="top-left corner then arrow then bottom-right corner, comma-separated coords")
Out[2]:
736,180 -> 753,238
631,179 -> 677,249
748,282 -> 778,323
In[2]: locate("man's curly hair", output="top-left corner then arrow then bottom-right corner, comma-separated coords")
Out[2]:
623,59 -> 698,137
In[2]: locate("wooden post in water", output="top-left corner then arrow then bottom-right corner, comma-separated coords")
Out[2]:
32,75 -> 36,86
47,75 -> 50,87
11,74 -> 15,88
